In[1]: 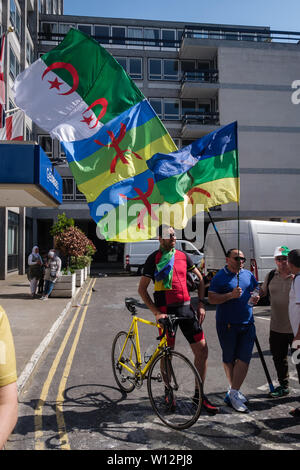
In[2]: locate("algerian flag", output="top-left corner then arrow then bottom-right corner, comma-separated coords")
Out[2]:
13,28 -> 144,142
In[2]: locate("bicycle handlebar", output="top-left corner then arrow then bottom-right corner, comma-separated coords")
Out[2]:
157,315 -> 189,341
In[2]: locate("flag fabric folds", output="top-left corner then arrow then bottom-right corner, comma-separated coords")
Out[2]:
147,122 -> 239,211
14,28 -> 177,241
0,110 -> 24,141
0,33 -> 6,128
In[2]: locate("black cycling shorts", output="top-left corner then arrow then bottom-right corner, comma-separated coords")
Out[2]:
158,304 -> 204,347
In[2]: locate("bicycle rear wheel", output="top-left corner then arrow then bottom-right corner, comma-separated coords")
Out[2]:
112,331 -> 137,393
147,350 -> 203,430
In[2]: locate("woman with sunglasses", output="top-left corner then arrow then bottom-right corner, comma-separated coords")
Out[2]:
208,248 -> 259,413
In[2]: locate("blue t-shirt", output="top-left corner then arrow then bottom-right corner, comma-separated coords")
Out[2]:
209,267 -> 258,325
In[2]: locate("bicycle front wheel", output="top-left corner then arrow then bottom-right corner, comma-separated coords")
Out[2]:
147,350 -> 202,430
112,331 -> 137,393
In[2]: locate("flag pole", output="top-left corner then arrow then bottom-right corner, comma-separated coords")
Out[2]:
206,209 -> 226,257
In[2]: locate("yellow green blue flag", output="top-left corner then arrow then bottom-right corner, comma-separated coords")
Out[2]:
147,121 -> 239,214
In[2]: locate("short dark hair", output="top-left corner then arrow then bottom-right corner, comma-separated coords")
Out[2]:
288,249 -> 300,268
226,248 -> 239,257
157,225 -> 174,239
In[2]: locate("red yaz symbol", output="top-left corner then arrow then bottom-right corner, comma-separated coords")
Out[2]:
120,178 -> 158,230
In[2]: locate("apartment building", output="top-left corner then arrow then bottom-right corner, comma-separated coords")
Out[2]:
1,0 -> 300,272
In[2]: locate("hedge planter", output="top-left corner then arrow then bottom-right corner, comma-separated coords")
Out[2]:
50,273 -> 76,298
75,268 -> 84,287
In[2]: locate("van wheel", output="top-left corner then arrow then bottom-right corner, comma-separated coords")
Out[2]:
137,266 -> 142,276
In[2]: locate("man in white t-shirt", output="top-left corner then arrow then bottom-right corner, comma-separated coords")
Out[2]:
287,249 -> 300,418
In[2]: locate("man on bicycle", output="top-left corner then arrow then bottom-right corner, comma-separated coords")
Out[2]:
138,225 -> 219,414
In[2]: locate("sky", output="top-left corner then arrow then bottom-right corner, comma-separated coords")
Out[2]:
63,0 -> 300,32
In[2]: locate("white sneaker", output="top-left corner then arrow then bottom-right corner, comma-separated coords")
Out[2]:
229,389 -> 249,413
238,391 -> 248,404
227,387 -> 248,403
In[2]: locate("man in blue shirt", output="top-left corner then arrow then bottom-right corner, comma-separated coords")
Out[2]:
208,248 -> 259,413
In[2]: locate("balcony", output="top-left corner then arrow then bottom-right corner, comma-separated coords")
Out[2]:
181,112 -> 220,139
180,70 -> 219,99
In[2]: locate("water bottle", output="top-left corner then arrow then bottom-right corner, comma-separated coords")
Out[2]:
248,287 -> 260,306
144,344 -> 156,363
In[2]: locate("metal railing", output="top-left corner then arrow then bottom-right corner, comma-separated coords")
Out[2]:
181,70 -> 219,84
38,25 -> 300,49
182,112 -> 220,126
183,25 -> 300,44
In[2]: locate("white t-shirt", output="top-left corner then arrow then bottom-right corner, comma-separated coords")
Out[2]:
289,274 -> 300,337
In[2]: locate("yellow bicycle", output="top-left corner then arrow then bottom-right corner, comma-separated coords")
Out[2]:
111,297 -> 203,430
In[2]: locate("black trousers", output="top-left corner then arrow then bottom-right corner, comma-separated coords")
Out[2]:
269,330 -> 300,387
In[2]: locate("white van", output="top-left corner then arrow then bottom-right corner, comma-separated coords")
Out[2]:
204,220 -> 300,281
124,239 -> 204,274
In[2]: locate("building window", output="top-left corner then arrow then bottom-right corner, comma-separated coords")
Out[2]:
181,100 -> 196,118
128,58 -> 142,79
164,100 -> 180,120
26,39 -> 34,65
59,23 -> 75,34
163,59 -> 179,80
10,0 -> 21,40
38,135 -> 53,157
115,57 -> 142,79
77,24 -> 92,36
112,26 -> 126,45
41,22 -> 58,39
94,25 -> 110,44
127,27 -> 143,46
144,28 -> 160,46
149,58 -> 162,80
162,29 -> 176,47
149,98 -> 162,119
62,178 -> 74,200
116,57 -> 127,71
7,211 -> 19,272
9,47 -> 20,80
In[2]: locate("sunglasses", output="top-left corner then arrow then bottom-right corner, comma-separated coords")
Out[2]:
233,256 -> 246,262
276,257 -> 288,262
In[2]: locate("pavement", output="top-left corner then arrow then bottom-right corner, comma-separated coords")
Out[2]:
0,263 -> 127,393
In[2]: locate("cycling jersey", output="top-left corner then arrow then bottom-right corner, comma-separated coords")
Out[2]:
143,249 -> 204,346
143,249 -> 195,308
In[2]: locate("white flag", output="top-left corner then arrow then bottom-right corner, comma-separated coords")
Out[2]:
0,109 -> 24,140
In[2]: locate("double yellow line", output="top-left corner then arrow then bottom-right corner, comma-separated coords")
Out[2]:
34,278 -> 96,450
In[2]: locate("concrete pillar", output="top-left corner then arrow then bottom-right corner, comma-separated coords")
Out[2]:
0,208 -> 8,280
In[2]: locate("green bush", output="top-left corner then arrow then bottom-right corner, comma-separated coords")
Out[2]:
50,213 -> 74,237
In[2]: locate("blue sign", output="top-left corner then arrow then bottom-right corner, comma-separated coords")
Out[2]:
38,146 -> 62,204
0,143 -> 62,204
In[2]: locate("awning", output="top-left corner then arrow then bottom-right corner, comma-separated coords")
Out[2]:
0,142 -> 62,206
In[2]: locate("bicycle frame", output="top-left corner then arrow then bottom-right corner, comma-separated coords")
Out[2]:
117,315 -> 167,380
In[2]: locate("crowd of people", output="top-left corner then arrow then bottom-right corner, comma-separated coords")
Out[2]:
139,226 -> 300,419
1,228 -> 300,449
